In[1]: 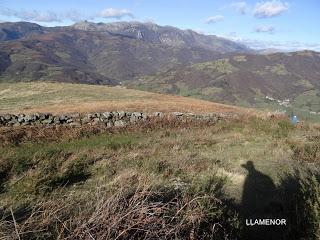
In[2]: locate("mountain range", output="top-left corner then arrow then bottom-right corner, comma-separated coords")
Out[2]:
0,21 -> 250,84
0,21 -> 320,118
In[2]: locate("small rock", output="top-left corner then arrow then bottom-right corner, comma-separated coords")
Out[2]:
69,122 -> 81,127
3,114 -> 12,121
66,119 -> 74,123
17,117 -> 25,123
53,116 -> 60,123
102,112 -> 113,119
142,113 -> 149,120
114,120 -> 127,127
107,121 -> 114,128
42,119 -> 53,124
172,112 -> 183,117
69,113 -> 80,118
81,117 -> 91,124
59,115 -> 67,121
118,111 -> 126,119
24,115 -> 32,122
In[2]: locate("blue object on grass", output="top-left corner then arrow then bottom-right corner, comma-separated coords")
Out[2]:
290,115 -> 299,125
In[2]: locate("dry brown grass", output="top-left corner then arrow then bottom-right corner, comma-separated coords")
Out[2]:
1,183 -> 238,240
0,82 -> 257,115
20,98 -> 252,115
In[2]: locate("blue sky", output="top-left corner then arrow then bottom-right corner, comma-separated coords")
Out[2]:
0,0 -> 319,51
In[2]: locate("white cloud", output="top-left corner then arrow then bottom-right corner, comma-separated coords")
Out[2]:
0,7 -> 134,23
192,29 -> 207,34
99,8 -> 134,19
230,2 -> 248,15
143,18 -> 155,24
24,11 -> 60,22
0,8 -> 92,23
254,1 -> 289,18
254,25 -> 275,34
0,8 -> 61,22
63,9 -> 88,22
205,15 -> 224,24
239,39 -> 320,51
215,32 -> 320,51
216,32 -> 244,42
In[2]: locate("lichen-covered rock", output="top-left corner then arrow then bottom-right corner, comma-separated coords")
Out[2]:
132,112 -> 142,117
118,111 -> 126,119
17,117 -> 24,123
106,121 -> 114,128
172,112 -> 183,117
102,112 -> 113,119
24,115 -> 33,123
66,118 -> 74,124
114,120 -> 127,127
69,113 -> 80,119
53,116 -> 60,124
153,112 -> 164,118
3,114 -> 13,121
69,122 -> 81,127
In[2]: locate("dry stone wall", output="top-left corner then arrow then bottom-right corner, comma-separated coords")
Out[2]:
0,111 -> 230,128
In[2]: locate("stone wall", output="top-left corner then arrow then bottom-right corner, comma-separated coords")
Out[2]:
0,111 -> 230,128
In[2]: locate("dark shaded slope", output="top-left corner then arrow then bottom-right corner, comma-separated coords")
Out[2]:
0,22 -> 45,41
0,30 -> 117,84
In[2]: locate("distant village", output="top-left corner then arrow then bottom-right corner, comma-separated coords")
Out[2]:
265,96 -> 320,115
265,96 -> 291,107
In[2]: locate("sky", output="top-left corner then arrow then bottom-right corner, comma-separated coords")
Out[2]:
0,0 -> 319,51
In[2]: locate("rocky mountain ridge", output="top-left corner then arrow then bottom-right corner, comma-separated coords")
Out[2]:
0,21 -> 251,83
72,21 -> 252,53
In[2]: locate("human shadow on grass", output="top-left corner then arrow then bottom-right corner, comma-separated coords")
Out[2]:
240,161 -> 320,240
240,161 -> 287,240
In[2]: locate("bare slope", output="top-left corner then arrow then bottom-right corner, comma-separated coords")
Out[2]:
0,82 -> 253,115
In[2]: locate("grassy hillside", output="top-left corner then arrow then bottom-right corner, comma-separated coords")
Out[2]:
1,116 -> 320,239
127,51 -> 320,122
0,82 -> 253,115
1,82 -> 320,238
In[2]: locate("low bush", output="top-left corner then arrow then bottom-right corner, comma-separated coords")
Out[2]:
276,120 -> 294,138
279,171 -> 320,240
290,137 -> 320,162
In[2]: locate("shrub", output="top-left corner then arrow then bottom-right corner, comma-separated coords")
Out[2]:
276,120 -> 294,138
291,137 -> 320,162
279,172 -> 320,239
296,174 -> 320,239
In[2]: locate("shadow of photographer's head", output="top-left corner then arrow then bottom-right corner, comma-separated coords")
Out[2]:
241,160 -> 255,172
